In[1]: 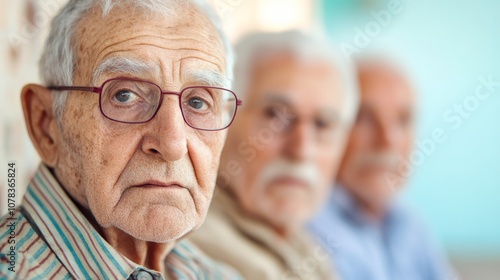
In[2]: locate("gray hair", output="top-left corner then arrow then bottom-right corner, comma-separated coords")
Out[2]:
233,30 -> 359,124
39,0 -> 234,119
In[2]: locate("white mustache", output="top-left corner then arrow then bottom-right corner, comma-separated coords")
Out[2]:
355,151 -> 400,170
256,159 -> 320,190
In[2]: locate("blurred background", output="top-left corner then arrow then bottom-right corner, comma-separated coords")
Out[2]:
1,0 -> 499,279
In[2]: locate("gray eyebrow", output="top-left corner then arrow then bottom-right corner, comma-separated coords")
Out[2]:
262,93 -> 341,122
263,94 -> 293,105
92,57 -> 159,84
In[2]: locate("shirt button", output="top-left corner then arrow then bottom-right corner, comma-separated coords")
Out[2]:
136,271 -> 153,280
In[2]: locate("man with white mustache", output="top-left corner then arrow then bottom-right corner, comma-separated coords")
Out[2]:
308,57 -> 455,280
188,31 -> 359,280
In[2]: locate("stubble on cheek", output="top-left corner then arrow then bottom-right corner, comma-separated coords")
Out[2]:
54,96 -> 109,211
189,130 -> 225,208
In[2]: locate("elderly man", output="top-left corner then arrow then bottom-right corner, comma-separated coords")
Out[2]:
0,0 -> 243,279
308,58 -> 455,280
188,31 -> 358,280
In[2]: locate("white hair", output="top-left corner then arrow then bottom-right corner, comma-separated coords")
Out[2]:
39,0 -> 234,119
233,30 -> 359,124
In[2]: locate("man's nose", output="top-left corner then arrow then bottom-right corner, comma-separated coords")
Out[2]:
140,95 -> 188,161
283,120 -> 315,162
375,121 -> 400,150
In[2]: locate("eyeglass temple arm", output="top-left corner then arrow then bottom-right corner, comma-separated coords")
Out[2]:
47,86 -> 102,93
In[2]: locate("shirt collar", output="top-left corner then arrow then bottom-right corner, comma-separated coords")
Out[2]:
331,185 -> 402,228
212,188 -> 329,276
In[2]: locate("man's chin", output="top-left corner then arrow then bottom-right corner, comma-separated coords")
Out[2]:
356,188 -> 397,211
123,222 -> 196,243
260,206 -> 309,232
131,231 -> 183,243
105,209 -> 200,243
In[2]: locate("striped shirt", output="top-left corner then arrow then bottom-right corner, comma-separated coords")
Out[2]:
0,164 -> 242,280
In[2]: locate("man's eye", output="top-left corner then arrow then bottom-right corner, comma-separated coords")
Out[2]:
315,119 -> 332,129
113,90 -> 138,103
264,107 -> 279,119
188,97 -> 208,110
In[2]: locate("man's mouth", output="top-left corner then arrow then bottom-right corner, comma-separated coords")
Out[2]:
269,176 -> 309,189
133,180 -> 183,189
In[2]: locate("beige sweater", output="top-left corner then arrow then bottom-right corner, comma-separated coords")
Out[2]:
188,189 -> 336,280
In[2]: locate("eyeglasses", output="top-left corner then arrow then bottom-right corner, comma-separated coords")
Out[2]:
48,77 -> 242,131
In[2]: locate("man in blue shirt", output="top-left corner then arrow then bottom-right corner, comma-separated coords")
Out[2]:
308,57 -> 455,280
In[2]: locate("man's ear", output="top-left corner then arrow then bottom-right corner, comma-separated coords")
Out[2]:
21,84 -> 60,167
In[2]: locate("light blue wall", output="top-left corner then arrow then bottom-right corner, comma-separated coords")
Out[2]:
320,0 -> 500,256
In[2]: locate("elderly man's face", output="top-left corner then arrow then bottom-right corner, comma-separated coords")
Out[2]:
338,64 -> 414,208
51,5 -> 227,242
221,55 -> 347,230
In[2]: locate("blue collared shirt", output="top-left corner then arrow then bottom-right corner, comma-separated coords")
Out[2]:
308,186 -> 455,280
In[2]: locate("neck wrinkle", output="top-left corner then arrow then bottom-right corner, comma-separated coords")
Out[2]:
102,227 -> 175,273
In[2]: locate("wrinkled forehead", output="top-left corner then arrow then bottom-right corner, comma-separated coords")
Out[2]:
248,54 -> 343,109
71,3 -> 226,84
358,64 -> 414,100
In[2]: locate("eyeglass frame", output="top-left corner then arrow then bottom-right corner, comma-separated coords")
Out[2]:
48,77 -> 243,131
